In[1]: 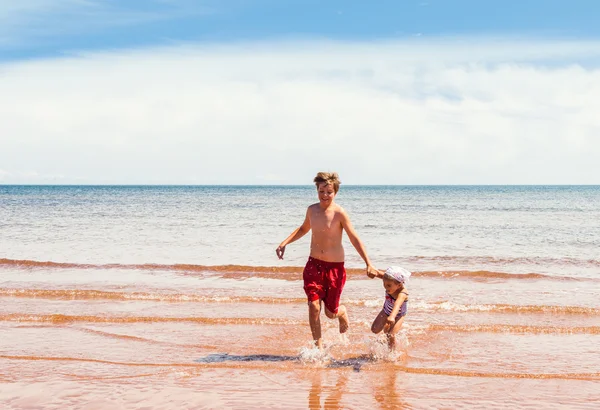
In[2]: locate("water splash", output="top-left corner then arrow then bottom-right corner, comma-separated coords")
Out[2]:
298,344 -> 332,366
364,331 -> 409,362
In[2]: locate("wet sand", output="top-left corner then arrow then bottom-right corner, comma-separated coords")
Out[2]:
1,261 -> 599,409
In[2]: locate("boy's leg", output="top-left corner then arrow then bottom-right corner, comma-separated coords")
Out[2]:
303,257 -> 326,348
322,263 -> 348,333
308,299 -> 323,348
324,304 -> 349,333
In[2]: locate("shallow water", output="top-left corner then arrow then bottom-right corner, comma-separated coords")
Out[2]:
1,185 -> 599,408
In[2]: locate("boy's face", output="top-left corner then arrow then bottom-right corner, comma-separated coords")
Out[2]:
317,182 -> 336,205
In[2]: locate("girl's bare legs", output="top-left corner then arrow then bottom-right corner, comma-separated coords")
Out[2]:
371,310 -> 405,350
386,317 -> 405,350
370,310 -> 388,334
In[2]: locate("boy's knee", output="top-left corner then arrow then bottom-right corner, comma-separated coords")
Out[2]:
324,304 -> 344,319
308,300 -> 321,313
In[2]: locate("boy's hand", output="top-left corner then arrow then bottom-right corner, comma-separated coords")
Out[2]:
366,265 -> 378,278
385,316 -> 395,329
276,245 -> 286,260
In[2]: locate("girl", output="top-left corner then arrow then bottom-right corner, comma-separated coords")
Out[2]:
370,266 -> 411,350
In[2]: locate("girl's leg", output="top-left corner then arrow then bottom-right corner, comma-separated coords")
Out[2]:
385,317 -> 405,350
370,310 -> 388,334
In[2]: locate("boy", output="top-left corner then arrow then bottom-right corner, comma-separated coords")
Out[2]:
276,172 -> 377,349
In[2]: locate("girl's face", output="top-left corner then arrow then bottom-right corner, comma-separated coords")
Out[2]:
383,278 -> 402,294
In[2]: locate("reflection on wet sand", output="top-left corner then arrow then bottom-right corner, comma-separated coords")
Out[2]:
308,371 -> 349,410
372,363 -> 409,410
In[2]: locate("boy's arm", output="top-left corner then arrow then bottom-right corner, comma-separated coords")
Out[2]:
339,210 -> 377,276
276,208 -> 311,260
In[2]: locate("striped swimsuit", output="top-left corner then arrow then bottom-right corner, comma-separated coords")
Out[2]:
383,291 -> 408,319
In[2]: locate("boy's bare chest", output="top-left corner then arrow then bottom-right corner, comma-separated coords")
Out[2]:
310,210 -> 341,231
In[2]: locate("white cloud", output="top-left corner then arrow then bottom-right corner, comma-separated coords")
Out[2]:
1,37 -> 600,184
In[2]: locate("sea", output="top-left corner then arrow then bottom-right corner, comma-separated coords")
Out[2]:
1,185 -> 599,409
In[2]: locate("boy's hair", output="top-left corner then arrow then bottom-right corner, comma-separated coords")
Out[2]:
314,172 -> 341,193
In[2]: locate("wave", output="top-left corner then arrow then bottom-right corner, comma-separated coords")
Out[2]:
0,288 -> 304,303
0,354 -> 183,368
2,314 -> 599,334
406,255 -> 600,268
2,288 -> 599,316
0,258 -> 302,274
412,301 -> 600,315
11,325 -> 217,351
395,366 -> 600,380
75,328 -> 214,349
0,258 -> 591,281
0,313 -> 299,325
1,354 -> 599,380
426,324 -> 600,334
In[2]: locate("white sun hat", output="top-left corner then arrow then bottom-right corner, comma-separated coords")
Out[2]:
384,266 -> 412,284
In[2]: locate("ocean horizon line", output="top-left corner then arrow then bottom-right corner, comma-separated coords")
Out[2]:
1,184 -> 599,188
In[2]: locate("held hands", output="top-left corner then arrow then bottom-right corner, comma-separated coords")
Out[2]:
366,264 -> 378,278
276,245 -> 286,260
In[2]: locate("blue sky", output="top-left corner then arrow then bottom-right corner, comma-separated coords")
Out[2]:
1,1 -> 600,184
3,0 -> 600,60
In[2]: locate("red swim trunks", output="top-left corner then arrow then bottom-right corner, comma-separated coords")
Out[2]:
303,256 -> 346,314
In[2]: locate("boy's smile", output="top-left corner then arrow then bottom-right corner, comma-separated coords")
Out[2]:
317,183 -> 336,206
